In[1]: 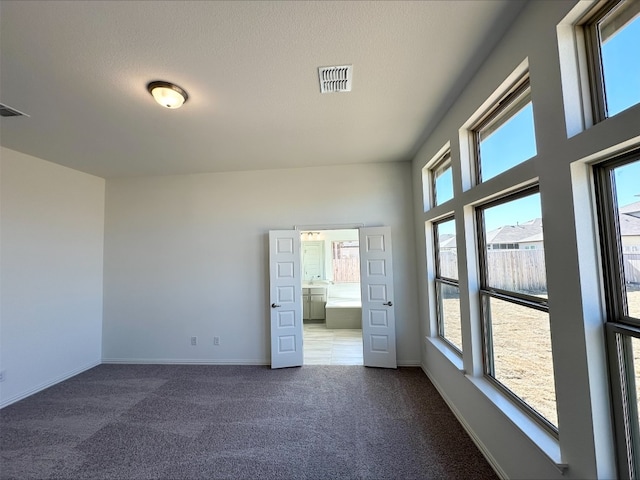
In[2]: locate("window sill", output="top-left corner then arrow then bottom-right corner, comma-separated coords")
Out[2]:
425,336 -> 567,474
466,375 -> 567,474
426,336 -> 464,372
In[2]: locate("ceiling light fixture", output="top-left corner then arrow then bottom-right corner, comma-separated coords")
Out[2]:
147,81 -> 188,109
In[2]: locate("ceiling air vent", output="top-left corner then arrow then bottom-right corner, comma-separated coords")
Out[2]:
318,65 -> 352,93
0,103 -> 29,118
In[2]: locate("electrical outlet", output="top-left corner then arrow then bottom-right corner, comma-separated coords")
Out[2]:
213,336 -> 220,346
190,336 -> 197,346
0,370 -> 5,382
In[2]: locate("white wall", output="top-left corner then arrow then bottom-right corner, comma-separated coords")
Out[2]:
0,147 -> 105,407
102,162 -> 419,365
412,1 -> 640,479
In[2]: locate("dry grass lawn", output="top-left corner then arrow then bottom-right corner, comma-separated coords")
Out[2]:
441,289 -> 640,428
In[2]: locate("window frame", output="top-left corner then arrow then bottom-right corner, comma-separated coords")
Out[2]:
433,216 -> 462,353
472,74 -> 532,184
607,324 -> 640,480
584,0 -> 640,122
430,151 -> 453,207
594,147 -> 640,479
476,185 -> 557,435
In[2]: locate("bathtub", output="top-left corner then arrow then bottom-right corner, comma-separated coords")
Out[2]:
325,283 -> 362,329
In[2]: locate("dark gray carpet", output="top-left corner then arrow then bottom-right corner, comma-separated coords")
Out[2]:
1,365 -> 498,479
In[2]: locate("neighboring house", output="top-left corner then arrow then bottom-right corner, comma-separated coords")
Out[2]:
438,233 -> 457,251
440,211 -> 640,252
485,218 -> 543,250
620,200 -> 640,252
620,200 -> 640,219
439,219 -> 544,251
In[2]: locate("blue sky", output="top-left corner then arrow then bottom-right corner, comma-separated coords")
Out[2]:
601,13 -> 640,117
434,168 -> 453,205
437,217 -> 456,237
479,103 -> 537,182
604,12 -> 640,208
614,161 -> 640,207
483,194 -> 541,233
437,193 -> 542,236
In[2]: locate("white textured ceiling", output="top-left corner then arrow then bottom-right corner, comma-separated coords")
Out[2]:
0,1 -> 526,178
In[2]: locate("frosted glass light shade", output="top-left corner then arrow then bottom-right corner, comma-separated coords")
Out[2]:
147,81 -> 188,109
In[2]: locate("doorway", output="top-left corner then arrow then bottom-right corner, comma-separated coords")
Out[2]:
301,229 -> 363,365
269,226 -> 396,369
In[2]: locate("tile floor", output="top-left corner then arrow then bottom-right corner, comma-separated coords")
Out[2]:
303,322 -> 363,365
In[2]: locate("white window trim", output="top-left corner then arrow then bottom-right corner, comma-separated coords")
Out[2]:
421,142 -> 451,212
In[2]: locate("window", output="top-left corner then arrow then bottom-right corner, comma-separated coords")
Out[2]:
477,188 -> 558,431
434,217 -> 462,352
332,241 -> 360,283
473,76 -> 537,182
431,152 -> 454,206
585,0 -> 640,119
595,150 -> 640,479
490,243 -> 520,250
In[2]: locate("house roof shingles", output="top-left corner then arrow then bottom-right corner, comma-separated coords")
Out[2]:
620,200 -> 640,219
438,211 -> 640,250
485,218 -> 543,244
620,212 -> 640,236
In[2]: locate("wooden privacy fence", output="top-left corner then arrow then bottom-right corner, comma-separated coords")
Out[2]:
440,251 -> 640,292
486,250 -> 547,293
333,257 -> 360,283
441,250 -> 547,293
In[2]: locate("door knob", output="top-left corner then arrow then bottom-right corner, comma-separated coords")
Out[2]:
383,301 -> 393,306
271,303 -> 281,308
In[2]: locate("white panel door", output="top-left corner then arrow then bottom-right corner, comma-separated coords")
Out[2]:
269,230 -> 303,369
302,241 -> 324,281
359,227 -> 397,369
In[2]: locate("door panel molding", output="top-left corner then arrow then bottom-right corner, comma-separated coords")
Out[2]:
359,226 -> 397,369
269,230 -> 303,369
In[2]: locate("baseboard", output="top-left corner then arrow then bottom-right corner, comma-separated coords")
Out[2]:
420,363 -> 507,480
0,360 -> 101,409
397,360 -> 422,367
103,358 -> 420,368
101,358 -> 269,365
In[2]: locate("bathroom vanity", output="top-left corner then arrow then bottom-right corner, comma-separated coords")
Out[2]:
302,284 -> 327,320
